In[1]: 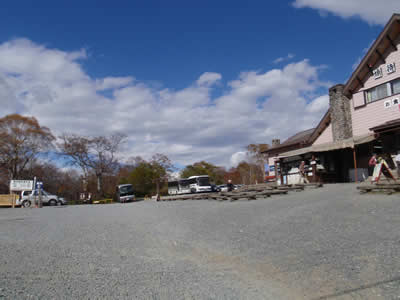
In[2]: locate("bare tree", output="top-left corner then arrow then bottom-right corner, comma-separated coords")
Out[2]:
150,153 -> 174,201
58,134 -> 91,177
246,144 -> 269,184
0,114 -> 55,180
58,133 -> 126,197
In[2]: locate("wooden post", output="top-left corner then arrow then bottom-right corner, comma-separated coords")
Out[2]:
39,187 -> 42,208
353,147 -> 358,183
9,184 -> 14,208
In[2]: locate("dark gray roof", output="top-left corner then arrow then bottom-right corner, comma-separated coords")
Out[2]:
263,128 -> 315,154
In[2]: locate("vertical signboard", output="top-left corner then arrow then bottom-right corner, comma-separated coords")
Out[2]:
264,164 -> 269,175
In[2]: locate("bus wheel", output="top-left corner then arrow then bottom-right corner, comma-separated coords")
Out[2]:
190,188 -> 196,193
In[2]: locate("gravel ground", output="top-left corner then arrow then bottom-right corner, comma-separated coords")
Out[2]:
1,183 -> 400,299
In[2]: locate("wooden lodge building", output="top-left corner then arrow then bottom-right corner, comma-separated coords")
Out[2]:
263,13 -> 400,184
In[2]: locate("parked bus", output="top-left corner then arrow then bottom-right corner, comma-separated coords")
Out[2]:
168,175 -> 212,195
116,184 -> 135,202
167,178 -> 191,195
188,175 -> 212,193
167,180 -> 179,195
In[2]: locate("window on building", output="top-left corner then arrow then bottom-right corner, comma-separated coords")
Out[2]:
365,83 -> 389,103
392,78 -> 400,95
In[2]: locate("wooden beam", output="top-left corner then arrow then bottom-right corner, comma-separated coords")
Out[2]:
386,35 -> 398,51
356,76 -> 364,88
375,49 -> 386,64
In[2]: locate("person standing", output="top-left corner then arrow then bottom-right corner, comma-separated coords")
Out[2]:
368,153 -> 377,176
227,180 -> 234,192
395,151 -> 400,177
299,161 -> 309,184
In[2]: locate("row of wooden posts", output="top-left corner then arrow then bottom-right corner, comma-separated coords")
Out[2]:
159,182 -> 323,202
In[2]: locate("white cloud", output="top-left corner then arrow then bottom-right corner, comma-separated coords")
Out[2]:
273,53 -> 295,64
292,0 -> 400,25
196,72 -> 222,86
305,95 -> 329,113
95,77 -> 134,91
230,151 -> 249,167
0,38 -> 330,168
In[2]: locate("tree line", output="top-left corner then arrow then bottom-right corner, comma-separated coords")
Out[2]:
0,114 -> 268,200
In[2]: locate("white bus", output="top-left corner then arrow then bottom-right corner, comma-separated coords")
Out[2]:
167,179 -> 191,195
116,184 -> 135,202
168,175 -> 212,195
187,175 -> 212,193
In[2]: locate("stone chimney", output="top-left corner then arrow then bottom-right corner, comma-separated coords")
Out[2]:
329,84 -> 353,141
272,139 -> 280,147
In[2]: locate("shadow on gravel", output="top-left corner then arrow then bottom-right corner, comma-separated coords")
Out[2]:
313,276 -> 400,300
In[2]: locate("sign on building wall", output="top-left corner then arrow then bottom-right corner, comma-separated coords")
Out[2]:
386,62 -> 396,74
264,164 -> 269,174
373,67 -> 383,79
383,98 -> 399,109
374,63 -> 396,80
9,180 -> 34,191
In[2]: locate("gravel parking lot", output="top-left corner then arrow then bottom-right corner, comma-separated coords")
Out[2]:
1,183 -> 400,299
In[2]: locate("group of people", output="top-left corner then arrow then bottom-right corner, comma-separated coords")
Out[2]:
368,152 -> 400,180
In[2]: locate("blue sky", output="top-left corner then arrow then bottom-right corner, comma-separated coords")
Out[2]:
0,1 -> 399,167
0,1 -> 384,86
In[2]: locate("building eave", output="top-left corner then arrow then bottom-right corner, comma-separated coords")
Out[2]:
343,13 -> 400,97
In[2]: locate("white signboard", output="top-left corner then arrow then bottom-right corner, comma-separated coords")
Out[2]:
386,62 -> 396,74
10,180 -> 34,191
373,67 -> 383,79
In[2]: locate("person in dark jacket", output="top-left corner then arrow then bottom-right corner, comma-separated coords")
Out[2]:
227,180 -> 234,192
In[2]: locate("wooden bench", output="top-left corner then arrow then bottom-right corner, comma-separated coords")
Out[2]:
357,184 -> 400,194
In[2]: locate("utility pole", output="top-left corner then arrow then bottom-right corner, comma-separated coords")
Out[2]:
35,180 -> 43,208
38,185 -> 42,208
33,177 -> 37,207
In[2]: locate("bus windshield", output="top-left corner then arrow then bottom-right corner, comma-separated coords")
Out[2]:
119,185 -> 134,196
168,181 -> 179,188
179,179 -> 191,188
197,177 -> 210,186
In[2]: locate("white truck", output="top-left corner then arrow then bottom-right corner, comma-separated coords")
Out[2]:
17,189 -> 66,207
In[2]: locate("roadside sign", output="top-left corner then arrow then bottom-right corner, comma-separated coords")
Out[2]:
10,180 -> 34,191
264,164 -> 269,175
372,160 -> 396,183
36,182 -> 43,190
